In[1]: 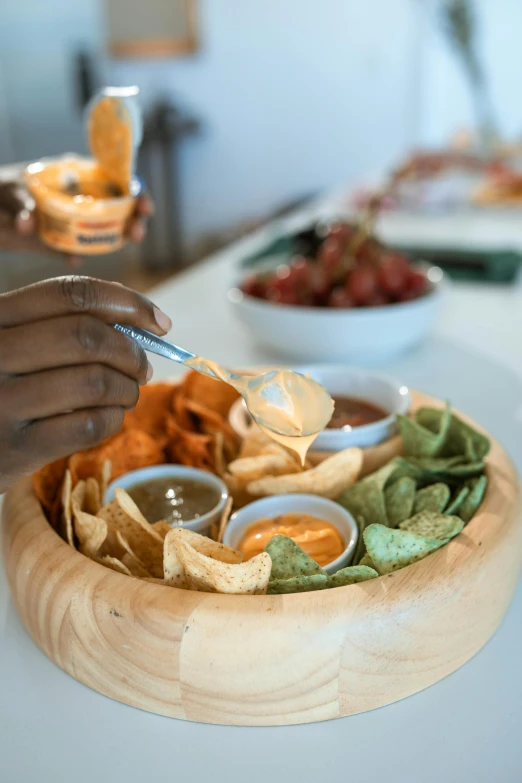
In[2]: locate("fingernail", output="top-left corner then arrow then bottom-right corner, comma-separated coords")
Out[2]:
153,306 -> 172,333
146,361 -> 154,382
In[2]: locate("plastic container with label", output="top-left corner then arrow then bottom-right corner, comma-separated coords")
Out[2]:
25,86 -> 143,255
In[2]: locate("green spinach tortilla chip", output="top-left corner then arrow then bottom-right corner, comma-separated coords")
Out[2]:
363,523 -> 447,575
384,476 -> 416,527
399,511 -> 464,540
265,535 -> 325,580
358,552 -> 377,569
326,565 -> 378,588
459,475 -> 488,523
445,485 -> 470,516
267,575 -> 328,594
339,461 -> 398,562
413,483 -> 451,514
398,403 -> 451,457
415,407 -> 490,461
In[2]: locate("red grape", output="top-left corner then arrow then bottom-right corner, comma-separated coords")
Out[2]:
329,287 -> 355,308
346,267 -> 379,305
406,270 -> 427,297
241,274 -> 266,299
377,253 -> 409,295
326,222 -> 353,244
318,237 -> 343,271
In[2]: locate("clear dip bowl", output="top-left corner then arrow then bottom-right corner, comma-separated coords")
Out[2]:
105,465 -> 229,536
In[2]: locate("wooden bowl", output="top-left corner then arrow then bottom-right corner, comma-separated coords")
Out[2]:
2,392 -> 521,726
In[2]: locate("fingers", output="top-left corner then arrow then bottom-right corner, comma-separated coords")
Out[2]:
128,216 -> 146,243
15,209 -> 37,236
4,365 -> 140,422
0,276 -> 172,334
18,406 -> 126,470
0,314 -> 151,383
127,192 -> 154,243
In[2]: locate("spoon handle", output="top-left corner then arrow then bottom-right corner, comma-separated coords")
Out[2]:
113,324 -> 195,364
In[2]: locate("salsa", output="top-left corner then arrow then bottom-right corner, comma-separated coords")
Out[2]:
127,477 -> 221,526
238,512 -> 345,567
328,396 -> 387,430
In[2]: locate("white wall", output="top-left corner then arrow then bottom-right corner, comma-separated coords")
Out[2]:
418,0 -> 522,146
1,0 -> 519,246
109,0 -> 421,241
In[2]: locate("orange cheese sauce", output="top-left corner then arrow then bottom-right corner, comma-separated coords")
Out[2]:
238,513 -> 344,567
88,96 -> 133,195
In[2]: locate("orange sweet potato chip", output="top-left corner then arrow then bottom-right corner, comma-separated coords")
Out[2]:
122,382 -> 175,444
182,371 -> 240,419
32,457 -> 68,524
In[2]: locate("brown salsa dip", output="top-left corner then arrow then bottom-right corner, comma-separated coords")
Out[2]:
328,396 -> 387,430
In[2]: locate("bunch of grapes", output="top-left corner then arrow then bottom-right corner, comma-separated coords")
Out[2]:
241,222 -> 427,308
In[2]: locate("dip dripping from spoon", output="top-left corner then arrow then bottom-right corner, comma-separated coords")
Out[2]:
114,324 -> 333,463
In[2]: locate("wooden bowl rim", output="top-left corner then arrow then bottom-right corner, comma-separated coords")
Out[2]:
12,390 -> 520,610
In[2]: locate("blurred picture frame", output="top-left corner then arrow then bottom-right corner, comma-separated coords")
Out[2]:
104,0 -> 199,59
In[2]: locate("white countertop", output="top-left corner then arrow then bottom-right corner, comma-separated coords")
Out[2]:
1,204 -> 522,783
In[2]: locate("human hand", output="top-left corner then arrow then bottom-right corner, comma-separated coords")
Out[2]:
0,276 -> 171,493
0,167 -> 153,267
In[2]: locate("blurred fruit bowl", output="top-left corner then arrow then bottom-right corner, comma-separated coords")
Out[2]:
228,221 -> 445,363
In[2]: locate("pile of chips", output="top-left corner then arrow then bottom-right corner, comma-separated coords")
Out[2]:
32,372 -> 241,529
338,403 -> 490,575
32,377 -> 491,594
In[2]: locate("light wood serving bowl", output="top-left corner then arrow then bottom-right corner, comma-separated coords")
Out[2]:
2,392 -> 521,726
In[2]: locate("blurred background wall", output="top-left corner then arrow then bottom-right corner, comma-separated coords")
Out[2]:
0,0 -> 519,278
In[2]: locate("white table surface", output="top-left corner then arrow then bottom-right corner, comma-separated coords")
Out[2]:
1,204 -> 522,783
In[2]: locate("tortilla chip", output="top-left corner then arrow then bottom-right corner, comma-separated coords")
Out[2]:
112,530 -> 151,577
326,565 -> 378,588
363,523 -> 447,575
164,528 -> 242,588
267,575 -> 328,594
265,535 -> 325,580
413,483 -> 451,514
217,496 -> 233,544
248,447 -> 363,500
399,511 -> 463,540
175,535 -> 270,594
98,491 -> 164,578
213,431 -> 226,477
384,476 -> 416,528
358,552 -> 377,569
398,403 -> 451,457
339,461 -> 398,562
228,453 -> 299,482
73,510 -> 107,558
84,476 -> 101,516
445,485 -> 470,516
415,407 -> 491,460
94,554 -> 132,576
151,521 -> 172,539
61,470 -> 75,548
459,475 -> 488,522
100,460 -> 112,503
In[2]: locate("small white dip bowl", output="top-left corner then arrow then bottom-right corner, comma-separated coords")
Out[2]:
228,365 -> 410,452
105,464 -> 229,536
222,493 -> 358,575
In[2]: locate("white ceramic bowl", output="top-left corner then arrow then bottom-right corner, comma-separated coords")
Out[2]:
229,365 -> 410,451
105,465 -> 229,536
223,494 -> 358,575
228,266 -> 444,364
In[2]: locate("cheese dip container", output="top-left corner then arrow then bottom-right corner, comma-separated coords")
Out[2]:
25,86 -> 143,255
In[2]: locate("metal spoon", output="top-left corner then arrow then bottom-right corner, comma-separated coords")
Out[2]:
113,324 -> 333,439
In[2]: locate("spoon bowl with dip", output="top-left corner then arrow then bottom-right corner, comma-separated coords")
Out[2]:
113,324 -> 334,462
